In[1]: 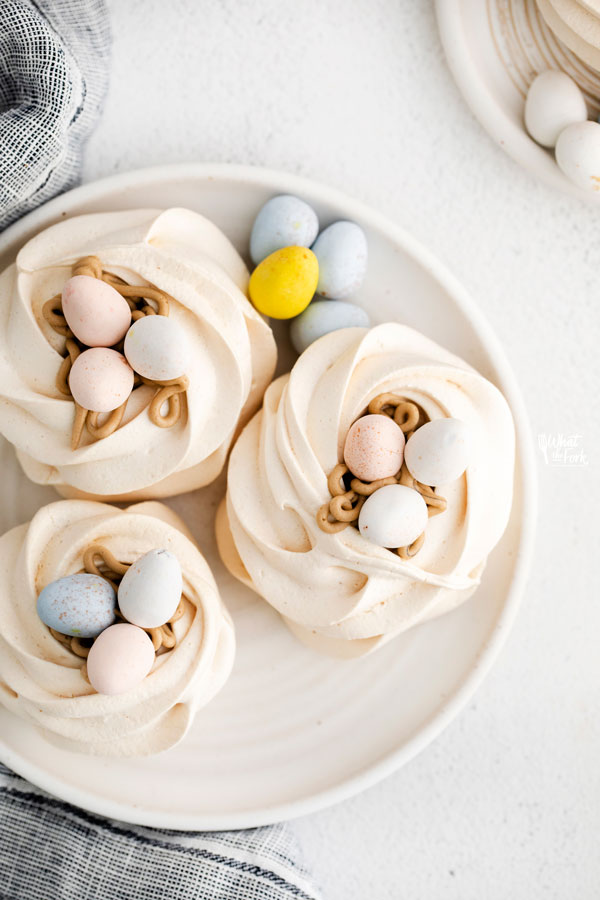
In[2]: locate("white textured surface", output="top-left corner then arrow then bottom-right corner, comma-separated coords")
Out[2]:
82,0 -> 600,896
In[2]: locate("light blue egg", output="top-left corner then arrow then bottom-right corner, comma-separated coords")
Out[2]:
312,221 -> 367,299
37,573 -> 116,638
250,195 -> 319,265
289,300 -> 371,354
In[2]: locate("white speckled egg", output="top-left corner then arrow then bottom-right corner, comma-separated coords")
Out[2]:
118,549 -> 182,629
312,221 -> 367,299
524,71 -> 587,148
344,414 -> 404,482
289,300 -> 370,354
86,623 -> 155,695
404,418 -> 470,486
37,573 -> 116,638
359,484 -> 428,548
69,347 -> 134,412
124,315 -> 190,381
62,275 -> 132,347
555,120 -> 600,191
250,195 -> 319,265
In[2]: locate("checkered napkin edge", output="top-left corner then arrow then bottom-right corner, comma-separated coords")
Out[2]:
0,764 -> 322,900
0,0 -> 111,231
0,3 -> 321,897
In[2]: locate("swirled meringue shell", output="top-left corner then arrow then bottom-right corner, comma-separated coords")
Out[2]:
217,323 -> 515,658
0,500 -> 235,756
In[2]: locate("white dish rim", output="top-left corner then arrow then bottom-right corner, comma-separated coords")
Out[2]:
435,0 -> 600,203
0,162 -> 538,829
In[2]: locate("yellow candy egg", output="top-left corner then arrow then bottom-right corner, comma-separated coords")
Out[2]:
249,246 -> 319,319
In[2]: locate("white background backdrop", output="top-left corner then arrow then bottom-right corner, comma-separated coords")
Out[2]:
83,2 -> 599,897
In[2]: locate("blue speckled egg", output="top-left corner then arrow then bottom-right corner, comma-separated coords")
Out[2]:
289,300 -> 371,354
250,195 -> 319,265
312,221 -> 367,299
37,573 -> 116,638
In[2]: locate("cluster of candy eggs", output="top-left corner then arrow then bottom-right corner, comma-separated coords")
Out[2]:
247,194 -> 371,351
525,70 -> 600,192
343,412 -> 470,550
61,274 -> 189,417
37,549 -> 182,695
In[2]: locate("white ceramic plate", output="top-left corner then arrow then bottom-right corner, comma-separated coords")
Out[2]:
436,0 -> 600,201
0,163 -> 536,829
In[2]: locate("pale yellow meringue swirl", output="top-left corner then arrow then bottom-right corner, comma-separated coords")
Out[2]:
0,500 -> 235,756
218,324 -> 515,658
0,208 -> 277,500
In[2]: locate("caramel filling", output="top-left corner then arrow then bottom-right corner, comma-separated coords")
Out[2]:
48,543 -> 189,674
42,255 -> 189,449
316,393 -> 447,558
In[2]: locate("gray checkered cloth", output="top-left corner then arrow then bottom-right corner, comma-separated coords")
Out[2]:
0,3 -> 320,898
0,765 -> 321,899
0,0 -> 110,230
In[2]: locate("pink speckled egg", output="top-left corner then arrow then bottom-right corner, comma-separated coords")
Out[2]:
86,623 -> 155,695
69,347 -> 134,412
62,275 -> 132,347
343,413 -> 405,482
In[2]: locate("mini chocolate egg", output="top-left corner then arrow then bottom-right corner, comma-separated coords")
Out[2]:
250,194 -> 319,265
124,315 -> 190,381
358,484 -> 428,548
555,121 -> 600,191
69,347 -> 134,412
524,71 -> 587,148
404,418 -> 470,486
86,623 -> 155,695
289,300 -> 370,354
344,414 -> 405,482
118,549 -> 183,629
62,275 -> 132,347
312,221 -> 367,299
249,246 -> 319,319
37,573 -> 116,638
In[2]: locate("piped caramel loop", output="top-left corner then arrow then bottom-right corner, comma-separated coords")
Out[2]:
150,386 -> 182,428
327,463 -> 349,497
130,306 -> 157,322
49,627 -> 92,659
147,627 -> 163,652
414,481 -> 447,516
71,638 -> 91,658
318,392 -> 448,558
42,295 -> 72,338
72,255 -> 103,279
86,403 -> 127,441
160,623 -> 176,649
71,403 -> 88,450
83,543 -> 130,578
398,463 -> 447,516
56,339 -> 81,396
147,375 -> 189,428
330,491 -> 365,523
49,628 -> 72,648
397,532 -> 426,560
317,502 -> 349,533
350,474 -> 398,496
393,401 -> 420,433
104,280 -> 171,316
367,392 -> 421,434
368,392 -> 403,417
